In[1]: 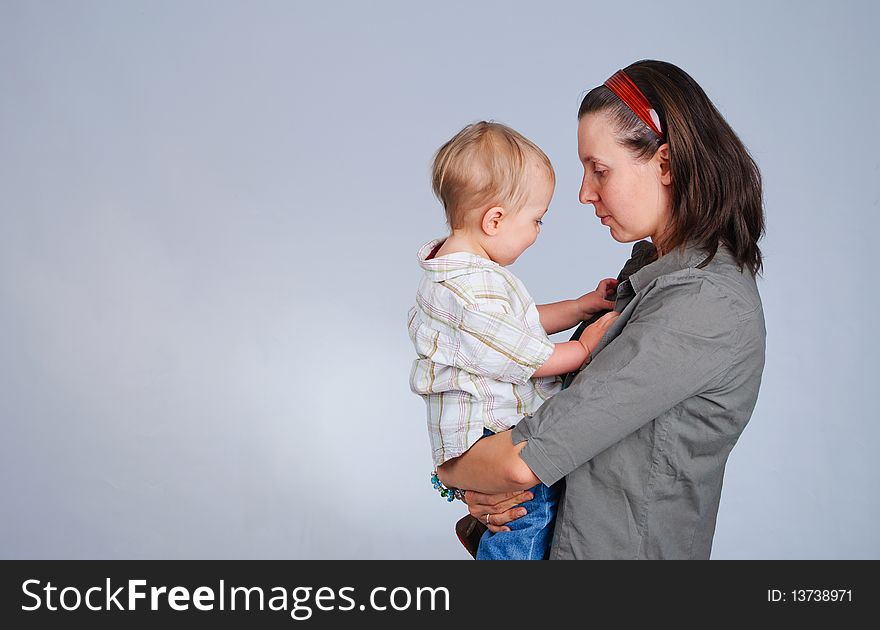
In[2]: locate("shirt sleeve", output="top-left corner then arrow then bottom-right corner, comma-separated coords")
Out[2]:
510,273 -> 741,486
455,299 -> 554,386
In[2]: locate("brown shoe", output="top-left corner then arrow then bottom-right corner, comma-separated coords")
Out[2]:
455,514 -> 487,559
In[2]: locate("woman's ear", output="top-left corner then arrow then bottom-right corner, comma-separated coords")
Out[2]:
481,206 -> 506,235
656,143 -> 672,186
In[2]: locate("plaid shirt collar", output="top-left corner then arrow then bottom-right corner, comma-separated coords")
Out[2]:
416,238 -> 501,282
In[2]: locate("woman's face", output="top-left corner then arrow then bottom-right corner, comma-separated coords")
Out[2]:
577,112 -> 672,247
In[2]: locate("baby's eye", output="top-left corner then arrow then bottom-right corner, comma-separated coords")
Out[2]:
536,219 -> 543,226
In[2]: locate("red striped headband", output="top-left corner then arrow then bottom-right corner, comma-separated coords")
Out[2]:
604,70 -> 664,138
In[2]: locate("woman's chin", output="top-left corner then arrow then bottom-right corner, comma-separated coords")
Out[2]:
608,227 -> 644,244
608,228 -> 628,243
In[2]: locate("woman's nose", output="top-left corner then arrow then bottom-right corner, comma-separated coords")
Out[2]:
580,174 -> 598,205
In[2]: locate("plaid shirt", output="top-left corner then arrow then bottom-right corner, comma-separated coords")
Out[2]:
408,239 -> 561,467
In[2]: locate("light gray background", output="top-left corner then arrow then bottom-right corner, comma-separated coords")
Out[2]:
1,0 -> 877,559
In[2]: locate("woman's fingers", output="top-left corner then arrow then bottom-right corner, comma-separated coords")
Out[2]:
464,489 -> 533,533
463,489 -> 520,506
488,491 -> 533,514
474,510 -> 508,533
484,506 -> 529,532
465,489 -> 532,511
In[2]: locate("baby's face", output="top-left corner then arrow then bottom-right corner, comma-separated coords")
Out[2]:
493,163 -> 553,266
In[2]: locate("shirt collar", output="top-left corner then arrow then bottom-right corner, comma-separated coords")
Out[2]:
416,238 -> 500,282
628,242 -> 732,294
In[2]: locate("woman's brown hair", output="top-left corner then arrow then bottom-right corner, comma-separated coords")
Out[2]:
578,60 -> 764,275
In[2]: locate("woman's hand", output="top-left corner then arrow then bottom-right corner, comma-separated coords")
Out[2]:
575,278 -> 619,318
463,489 -> 534,533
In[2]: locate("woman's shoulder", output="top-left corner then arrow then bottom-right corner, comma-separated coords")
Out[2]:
639,244 -> 760,308
689,244 -> 763,316
631,245 -> 763,337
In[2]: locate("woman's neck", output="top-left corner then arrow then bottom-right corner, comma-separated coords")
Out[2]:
650,225 -> 671,257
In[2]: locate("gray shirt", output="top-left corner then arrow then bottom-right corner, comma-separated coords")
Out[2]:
511,242 -> 766,559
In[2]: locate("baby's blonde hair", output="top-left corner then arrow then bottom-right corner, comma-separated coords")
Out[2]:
431,121 -> 554,229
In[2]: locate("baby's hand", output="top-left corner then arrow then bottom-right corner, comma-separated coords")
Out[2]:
575,278 -> 619,318
578,311 -> 620,357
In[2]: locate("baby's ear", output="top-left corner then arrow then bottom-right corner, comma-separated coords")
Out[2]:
481,206 -> 506,235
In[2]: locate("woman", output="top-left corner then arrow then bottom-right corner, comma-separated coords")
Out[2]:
437,60 -> 766,559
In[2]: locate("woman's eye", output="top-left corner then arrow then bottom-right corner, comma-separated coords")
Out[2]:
595,169 -> 607,177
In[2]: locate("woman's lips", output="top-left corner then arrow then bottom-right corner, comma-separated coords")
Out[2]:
599,216 -> 611,225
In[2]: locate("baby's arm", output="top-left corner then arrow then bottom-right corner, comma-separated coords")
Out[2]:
535,300 -> 584,336
532,311 -> 619,378
536,278 -> 618,334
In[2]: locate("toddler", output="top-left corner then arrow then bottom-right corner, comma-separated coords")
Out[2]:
408,121 -> 618,559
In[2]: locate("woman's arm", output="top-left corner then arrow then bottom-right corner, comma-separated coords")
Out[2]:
439,276 -> 742,527
436,430 -> 539,494
512,278 -> 742,486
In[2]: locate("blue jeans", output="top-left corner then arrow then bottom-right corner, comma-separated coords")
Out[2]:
476,428 -> 560,560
